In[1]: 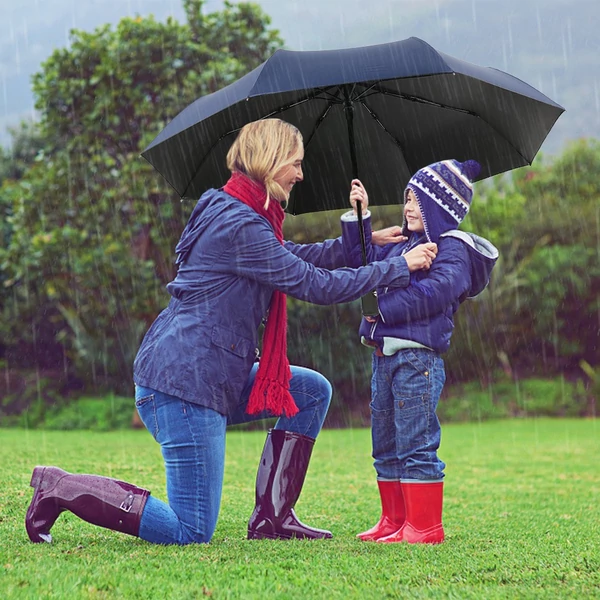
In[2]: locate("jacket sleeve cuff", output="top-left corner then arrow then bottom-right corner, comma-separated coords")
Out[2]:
341,209 -> 371,222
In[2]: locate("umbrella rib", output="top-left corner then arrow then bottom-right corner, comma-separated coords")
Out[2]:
259,90 -> 339,119
370,83 -> 531,165
303,101 -> 337,148
371,83 -> 475,115
181,89 -> 339,198
353,83 -> 378,102
303,86 -> 344,148
358,98 -> 407,155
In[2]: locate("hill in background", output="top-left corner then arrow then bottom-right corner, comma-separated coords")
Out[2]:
1,0 -> 598,153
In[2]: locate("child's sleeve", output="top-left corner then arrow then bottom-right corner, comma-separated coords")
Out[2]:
377,238 -> 471,325
340,210 -> 383,267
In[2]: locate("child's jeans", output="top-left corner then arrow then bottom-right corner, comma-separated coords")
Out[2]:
370,348 -> 446,481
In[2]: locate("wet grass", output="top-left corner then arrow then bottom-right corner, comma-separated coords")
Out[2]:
1,419 -> 599,599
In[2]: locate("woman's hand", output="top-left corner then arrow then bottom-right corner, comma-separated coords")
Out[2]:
349,179 -> 369,214
403,243 -> 438,272
372,226 -> 407,246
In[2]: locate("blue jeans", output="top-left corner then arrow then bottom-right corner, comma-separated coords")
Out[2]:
135,364 -> 331,545
370,349 -> 446,481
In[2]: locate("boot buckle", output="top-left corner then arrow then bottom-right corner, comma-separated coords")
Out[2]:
120,493 -> 134,512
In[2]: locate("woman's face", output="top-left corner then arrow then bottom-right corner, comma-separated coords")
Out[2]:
404,189 -> 425,233
273,146 -> 304,198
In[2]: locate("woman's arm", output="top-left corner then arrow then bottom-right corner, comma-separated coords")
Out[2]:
372,226 -> 406,246
231,216 -> 410,305
283,237 -> 347,269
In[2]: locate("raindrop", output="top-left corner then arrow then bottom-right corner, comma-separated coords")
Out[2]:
2,75 -> 7,116
14,37 -> 21,72
507,18 -> 513,56
536,7 -> 543,44
22,17 -> 29,52
443,17 -> 451,43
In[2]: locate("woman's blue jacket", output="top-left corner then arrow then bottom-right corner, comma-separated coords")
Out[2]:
133,188 -> 410,415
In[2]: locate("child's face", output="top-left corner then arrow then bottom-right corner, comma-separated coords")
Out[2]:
404,189 -> 425,233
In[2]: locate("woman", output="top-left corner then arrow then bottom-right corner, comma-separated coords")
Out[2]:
25,119 -> 436,545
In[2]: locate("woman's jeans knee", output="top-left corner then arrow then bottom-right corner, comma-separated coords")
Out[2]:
228,364 -> 332,439
370,349 -> 446,481
133,364 -> 331,545
135,387 -> 226,545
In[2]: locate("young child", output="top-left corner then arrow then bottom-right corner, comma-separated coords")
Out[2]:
340,159 -> 498,544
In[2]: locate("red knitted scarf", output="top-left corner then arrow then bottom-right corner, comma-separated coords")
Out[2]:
223,171 -> 299,418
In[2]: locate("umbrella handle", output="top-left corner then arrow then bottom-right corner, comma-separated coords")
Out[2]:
355,202 -> 379,317
344,87 -> 379,317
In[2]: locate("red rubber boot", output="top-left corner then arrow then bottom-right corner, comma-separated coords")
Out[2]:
356,480 -> 405,541
377,481 -> 444,544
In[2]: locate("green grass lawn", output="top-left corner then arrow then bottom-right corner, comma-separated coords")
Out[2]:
1,419 -> 599,599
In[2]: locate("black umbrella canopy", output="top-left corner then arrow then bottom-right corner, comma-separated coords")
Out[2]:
142,37 -> 564,215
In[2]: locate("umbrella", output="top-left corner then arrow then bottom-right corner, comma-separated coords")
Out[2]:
142,36 -> 564,315
142,36 -> 564,216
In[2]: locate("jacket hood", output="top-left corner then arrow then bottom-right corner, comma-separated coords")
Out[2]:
401,159 -> 480,243
440,230 -> 498,298
174,189 -> 220,264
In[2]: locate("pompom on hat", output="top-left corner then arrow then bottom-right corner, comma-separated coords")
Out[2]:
402,159 -> 481,243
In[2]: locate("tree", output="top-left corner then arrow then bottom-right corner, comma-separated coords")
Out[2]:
448,139 -> 600,380
0,2 -> 282,391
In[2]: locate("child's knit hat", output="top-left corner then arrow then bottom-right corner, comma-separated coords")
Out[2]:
402,159 -> 481,243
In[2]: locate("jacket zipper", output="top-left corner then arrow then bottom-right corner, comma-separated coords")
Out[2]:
369,317 -> 378,339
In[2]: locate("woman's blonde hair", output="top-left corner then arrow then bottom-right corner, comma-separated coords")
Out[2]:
226,118 -> 303,209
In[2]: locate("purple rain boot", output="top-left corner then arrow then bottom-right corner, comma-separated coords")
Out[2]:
247,429 -> 332,540
25,466 -> 150,543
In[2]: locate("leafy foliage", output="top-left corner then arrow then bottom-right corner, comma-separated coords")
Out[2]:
0,1 -> 282,392
0,1 -> 597,420
451,139 -> 600,381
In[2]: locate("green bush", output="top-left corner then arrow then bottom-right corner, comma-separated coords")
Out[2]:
38,395 -> 134,431
438,375 -> 592,423
0,370 -> 65,428
438,383 -> 512,422
515,377 -> 589,417
6,375 -> 592,431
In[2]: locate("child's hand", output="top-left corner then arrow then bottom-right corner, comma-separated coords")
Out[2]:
403,243 -> 438,272
349,179 -> 369,214
372,226 -> 407,246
